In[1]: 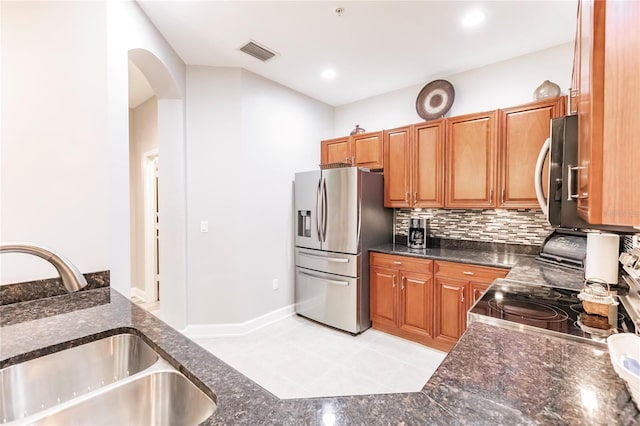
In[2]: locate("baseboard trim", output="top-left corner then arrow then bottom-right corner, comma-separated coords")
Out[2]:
182,304 -> 295,338
130,287 -> 146,301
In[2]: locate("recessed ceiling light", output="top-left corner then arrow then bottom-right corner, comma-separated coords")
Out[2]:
461,10 -> 485,27
321,69 -> 336,79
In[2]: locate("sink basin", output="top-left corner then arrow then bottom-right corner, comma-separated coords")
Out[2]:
0,333 -> 216,425
28,371 -> 216,426
1,333 -> 158,423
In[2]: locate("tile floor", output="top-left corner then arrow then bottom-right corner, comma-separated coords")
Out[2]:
194,315 -> 447,399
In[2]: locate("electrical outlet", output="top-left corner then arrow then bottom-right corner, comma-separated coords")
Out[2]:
272,279 -> 279,290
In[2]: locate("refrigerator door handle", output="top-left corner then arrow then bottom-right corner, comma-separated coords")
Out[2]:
299,271 -> 349,286
322,177 -> 328,242
299,252 -> 349,263
315,178 -> 323,241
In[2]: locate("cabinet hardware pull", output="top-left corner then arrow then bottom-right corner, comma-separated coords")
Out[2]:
461,292 -> 465,303
567,165 -> 587,201
501,188 -> 505,205
413,192 -> 417,204
392,275 -> 396,288
489,188 -> 494,205
393,261 -> 402,265
401,276 -> 405,290
405,192 -> 409,202
352,156 -> 355,165
463,271 -> 474,276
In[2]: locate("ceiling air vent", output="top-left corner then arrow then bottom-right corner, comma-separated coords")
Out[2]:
239,40 -> 277,62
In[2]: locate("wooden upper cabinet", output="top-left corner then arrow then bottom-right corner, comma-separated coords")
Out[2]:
575,0 -> 640,227
352,131 -> 383,169
414,120 -> 445,208
383,120 -> 445,208
384,127 -> 411,207
320,137 -> 350,165
498,97 -> 565,209
445,111 -> 498,208
320,132 -> 383,169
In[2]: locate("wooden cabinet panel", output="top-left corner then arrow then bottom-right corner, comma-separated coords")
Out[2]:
434,261 -> 507,283
320,137 -> 350,165
576,0 -> 640,226
445,111 -> 497,208
468,281 -> 491,311
370,252 -> 432,274
414,120 -> 445,207
383,127 -> 411,207
352,131 -> 383,169
399,271 -> 432,338
498,98 -> 564,209
434,277 -> 466,347
370,266 -> 397,327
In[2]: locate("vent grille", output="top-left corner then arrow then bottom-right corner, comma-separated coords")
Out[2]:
239,41 -> 277,62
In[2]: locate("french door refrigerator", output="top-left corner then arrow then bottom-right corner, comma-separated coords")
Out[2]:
294,167 -> 392,334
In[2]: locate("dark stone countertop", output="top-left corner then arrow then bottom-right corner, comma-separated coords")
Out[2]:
370,243 -> 588,291
2,241 -> 637,424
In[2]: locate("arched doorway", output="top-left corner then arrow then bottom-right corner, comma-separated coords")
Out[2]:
127,48 -> 187,329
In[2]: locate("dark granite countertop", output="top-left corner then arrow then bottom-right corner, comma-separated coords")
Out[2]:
2,264 -> 637,424
370,243 -> 588,291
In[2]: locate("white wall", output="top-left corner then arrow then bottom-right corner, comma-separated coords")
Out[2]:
107,1 -> 187,328
185,66 -> 332,325
1,1 -> 109,284
129,97 -> 158,291
334,42 -> 574,135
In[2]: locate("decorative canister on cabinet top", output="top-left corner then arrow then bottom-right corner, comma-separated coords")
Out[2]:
350,124 -> 365,135
533,80 -> 561,100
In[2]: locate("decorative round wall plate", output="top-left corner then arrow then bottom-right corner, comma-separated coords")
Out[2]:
415,79 -> 455,120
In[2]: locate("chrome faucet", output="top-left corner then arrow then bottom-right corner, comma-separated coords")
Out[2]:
0,242 -> 88,292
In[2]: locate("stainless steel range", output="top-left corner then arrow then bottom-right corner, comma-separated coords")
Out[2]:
469,279 -> 637,345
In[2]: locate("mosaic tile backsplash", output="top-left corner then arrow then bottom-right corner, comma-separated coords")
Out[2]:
395,208 -> 553,246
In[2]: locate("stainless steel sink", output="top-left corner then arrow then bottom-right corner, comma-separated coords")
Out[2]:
0,333 -> 216,425
28,371 -> 216,426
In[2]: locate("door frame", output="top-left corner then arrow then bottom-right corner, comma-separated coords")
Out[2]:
143,148 -> 159,303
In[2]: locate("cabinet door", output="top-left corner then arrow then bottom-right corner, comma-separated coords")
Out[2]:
576,0 -> 599,222
413,120 -> 445,208
445,111 -> 498,208
370,266 -> 397,327
434,277 -> 467,347
320,137 -> 351,165
383,127 -> 411,207
467,281 -> 490,312
398,271 -> 433,338
498,98 -> 564,209
352,131 -> 383,169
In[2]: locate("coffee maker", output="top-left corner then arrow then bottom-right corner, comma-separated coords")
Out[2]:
408,217 -> 428,249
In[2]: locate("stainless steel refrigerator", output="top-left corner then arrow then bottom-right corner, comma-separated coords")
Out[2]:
294,167 -> 392,334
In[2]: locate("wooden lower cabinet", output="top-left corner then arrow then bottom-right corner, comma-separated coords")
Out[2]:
370,254 -> 509,352
433,277 -> 467,350
370,253 -> 433,346
433,260 -> 508,351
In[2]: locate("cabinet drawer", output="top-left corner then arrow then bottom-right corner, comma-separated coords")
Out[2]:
434,261 -> 507,283
370,253 -> 432,273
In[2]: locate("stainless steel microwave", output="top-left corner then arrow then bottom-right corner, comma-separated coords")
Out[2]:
534,115 -> 589,229
535,115 -> 632,232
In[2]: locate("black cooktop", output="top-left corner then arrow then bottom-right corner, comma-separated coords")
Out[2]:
469,280 -> 636,344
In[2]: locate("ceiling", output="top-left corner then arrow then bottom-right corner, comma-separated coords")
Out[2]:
137,1 -> 578,107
